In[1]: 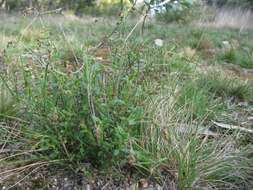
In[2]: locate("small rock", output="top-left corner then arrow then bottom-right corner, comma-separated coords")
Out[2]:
154,39 -> 163,47
63,183 -> 73,190
222,41 -> 231,50
183,47 -> 196,59
248,117 -> 253,122
85,184 -> 92,190
139,178 -> 149,188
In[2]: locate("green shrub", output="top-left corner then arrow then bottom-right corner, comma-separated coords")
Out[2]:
155,0 -> 200,23
22,57 -> 145,167
79,4 -> 122,17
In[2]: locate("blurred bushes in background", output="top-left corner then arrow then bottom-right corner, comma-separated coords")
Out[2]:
205,0 -> 253,10
0,0 -> 136,17
155,0 -> 200,23
0,0 -> 252,22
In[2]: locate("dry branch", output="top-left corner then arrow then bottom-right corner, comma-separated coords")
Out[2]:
212,121 -> 253,134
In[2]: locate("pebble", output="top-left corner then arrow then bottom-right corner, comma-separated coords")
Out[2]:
154,39 -> 163,47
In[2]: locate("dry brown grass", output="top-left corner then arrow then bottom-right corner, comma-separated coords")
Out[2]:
200,8 -> 253,29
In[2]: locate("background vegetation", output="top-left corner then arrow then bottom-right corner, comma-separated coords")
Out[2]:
0,0 -> 253,189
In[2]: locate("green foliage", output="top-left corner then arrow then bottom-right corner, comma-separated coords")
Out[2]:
78,3 -> 124,17
178,80 -> 215,119
155,0 -> 199,23
1,0 -> 129,16
2,0 -> 95,13
217,48 -> 253,69
20,55 -> 145,167
211,0 -> 253,10
155,8 -> 190,23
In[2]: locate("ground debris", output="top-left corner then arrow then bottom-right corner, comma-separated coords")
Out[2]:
0,167 -> 176,190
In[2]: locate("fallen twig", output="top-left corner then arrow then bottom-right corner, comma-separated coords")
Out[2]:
124,16 -> 145,43
176,124 -> 219,137
212,121 -> 253,134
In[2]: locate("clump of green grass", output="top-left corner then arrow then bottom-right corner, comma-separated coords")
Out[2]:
217,48 -> 253,69
197,71 -> 253,102
0,82 -> 17,117
177,80 -> 217,119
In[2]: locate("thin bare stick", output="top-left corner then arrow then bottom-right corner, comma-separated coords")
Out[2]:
0,161 -> 47,175
58,24 -> 80,66
0,149 -> 46,162
124,15 -> 145,43
212,121 -> 253,134
39,8 -> 62,16
18,8 -> 62,42
5,164 -> 48,190
0,160 -> 61,176
0,114 -> 29,123
86,64 -> 99,143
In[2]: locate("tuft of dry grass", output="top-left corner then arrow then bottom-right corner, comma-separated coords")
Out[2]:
139,87 -> 253,189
